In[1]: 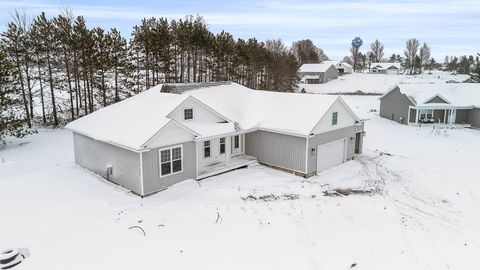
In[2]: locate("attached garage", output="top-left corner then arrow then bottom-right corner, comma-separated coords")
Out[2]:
316,138 -> 347,173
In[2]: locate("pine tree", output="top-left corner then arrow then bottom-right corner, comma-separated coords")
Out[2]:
0,48 -> 32,146
1,19 -> 32,128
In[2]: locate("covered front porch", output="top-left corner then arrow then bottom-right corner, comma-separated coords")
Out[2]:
196,131 -> 257,180
408,104 -> 470,127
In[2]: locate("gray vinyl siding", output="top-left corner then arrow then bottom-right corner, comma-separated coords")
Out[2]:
466,108 -> 480,128
245,130 -> 306,173
426,96 -> 449,104
72,132 -> 142,194
307,124 -> 360,174
323,65 -> 339,83
142,141 -> 196,195
380,87 -> 415,124
456,109 -> 469,124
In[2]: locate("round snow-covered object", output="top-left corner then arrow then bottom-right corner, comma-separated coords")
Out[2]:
0,249 -> 19,265
0,255 -> 22,270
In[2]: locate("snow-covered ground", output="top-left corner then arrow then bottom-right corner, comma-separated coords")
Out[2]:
1,95 -> 480,270
300,71 -> 470,94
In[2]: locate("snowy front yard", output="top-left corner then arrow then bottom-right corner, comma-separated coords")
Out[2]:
1,96 -> 480,270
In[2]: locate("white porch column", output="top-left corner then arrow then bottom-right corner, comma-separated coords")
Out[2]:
225,136 -> 231,165
451,109 -> 457,125
444,110 -> 447,124
407,107 -> 411,124
415,109 -> 419,124
242,134 -> 245,155
195,141 -> 200,178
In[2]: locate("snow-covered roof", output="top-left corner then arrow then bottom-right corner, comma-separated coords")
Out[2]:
396,83 -> 480,107
186,84 -> 341,136
323,61 -> 352,68
66,83 -> 347,150
66,85 -> 187,150
299,63 -> 335,73
371,62 -> 401,70
337,62 -> 352,68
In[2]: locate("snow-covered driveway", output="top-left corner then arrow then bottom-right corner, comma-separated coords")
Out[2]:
1,96 -> 480,270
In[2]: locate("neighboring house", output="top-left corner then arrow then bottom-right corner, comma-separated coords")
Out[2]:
322,61 -> 353,75
379,83 -> 480,127
370,62 -> 401,75
66,82 -> 365,197
299,63 -> 339,84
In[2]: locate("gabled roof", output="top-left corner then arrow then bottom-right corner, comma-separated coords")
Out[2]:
65,85 -> 187,151
322,60 -> 352,68
66,83 -> 356,150
299,63 -> 335,73
185,84 -> 341,136
380,83 -> 480,107
371,62 -> 401,70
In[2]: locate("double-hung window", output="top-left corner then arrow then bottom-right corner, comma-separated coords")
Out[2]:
204,141 -> 211,158
220,138 -> 226,154
184,108 -> 193,120
160,146 -> 182,177
332,112 -> 338,125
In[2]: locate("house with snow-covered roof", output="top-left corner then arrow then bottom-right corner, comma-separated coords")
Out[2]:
370,62 -> 401,75
322,61 -> 353,75
379,83 -> 480,126
299,63 -> 339,84
66,82 -> 365,196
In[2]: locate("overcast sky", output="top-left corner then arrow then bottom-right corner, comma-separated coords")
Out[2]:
0,0 -> 478,60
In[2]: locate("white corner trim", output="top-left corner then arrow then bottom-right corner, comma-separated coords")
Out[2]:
139,152 -> 144,196
305,137 -> 309,174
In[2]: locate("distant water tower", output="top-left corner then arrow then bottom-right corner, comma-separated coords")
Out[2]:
351,37 -> 363,72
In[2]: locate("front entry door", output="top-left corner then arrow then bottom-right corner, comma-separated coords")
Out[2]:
231,135 -> 242,157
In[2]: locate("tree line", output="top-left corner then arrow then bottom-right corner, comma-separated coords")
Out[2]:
0,10 -> 303,141
345,38 -> 480,78
344,38 -> 433,74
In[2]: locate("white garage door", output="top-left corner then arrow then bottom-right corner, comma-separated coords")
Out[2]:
316,138 -> 346,173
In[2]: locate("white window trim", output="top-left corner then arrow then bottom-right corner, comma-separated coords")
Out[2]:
234,135 -> 240,149
204,140 -> 211,159
332,111 -> 338,126
419,109 -> 434,119
219,137 -> 226,155
183,108 -> 194,121
159,144 -> 184,178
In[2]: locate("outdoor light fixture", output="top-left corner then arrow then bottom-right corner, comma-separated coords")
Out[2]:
311,148 -> 316,156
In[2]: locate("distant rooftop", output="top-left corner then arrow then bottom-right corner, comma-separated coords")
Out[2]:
299,63 -> 335,73
160,82 -> 232,94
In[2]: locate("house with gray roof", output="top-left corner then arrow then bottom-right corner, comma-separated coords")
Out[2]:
66,82 -> 365,196
379,83 -> 480,127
